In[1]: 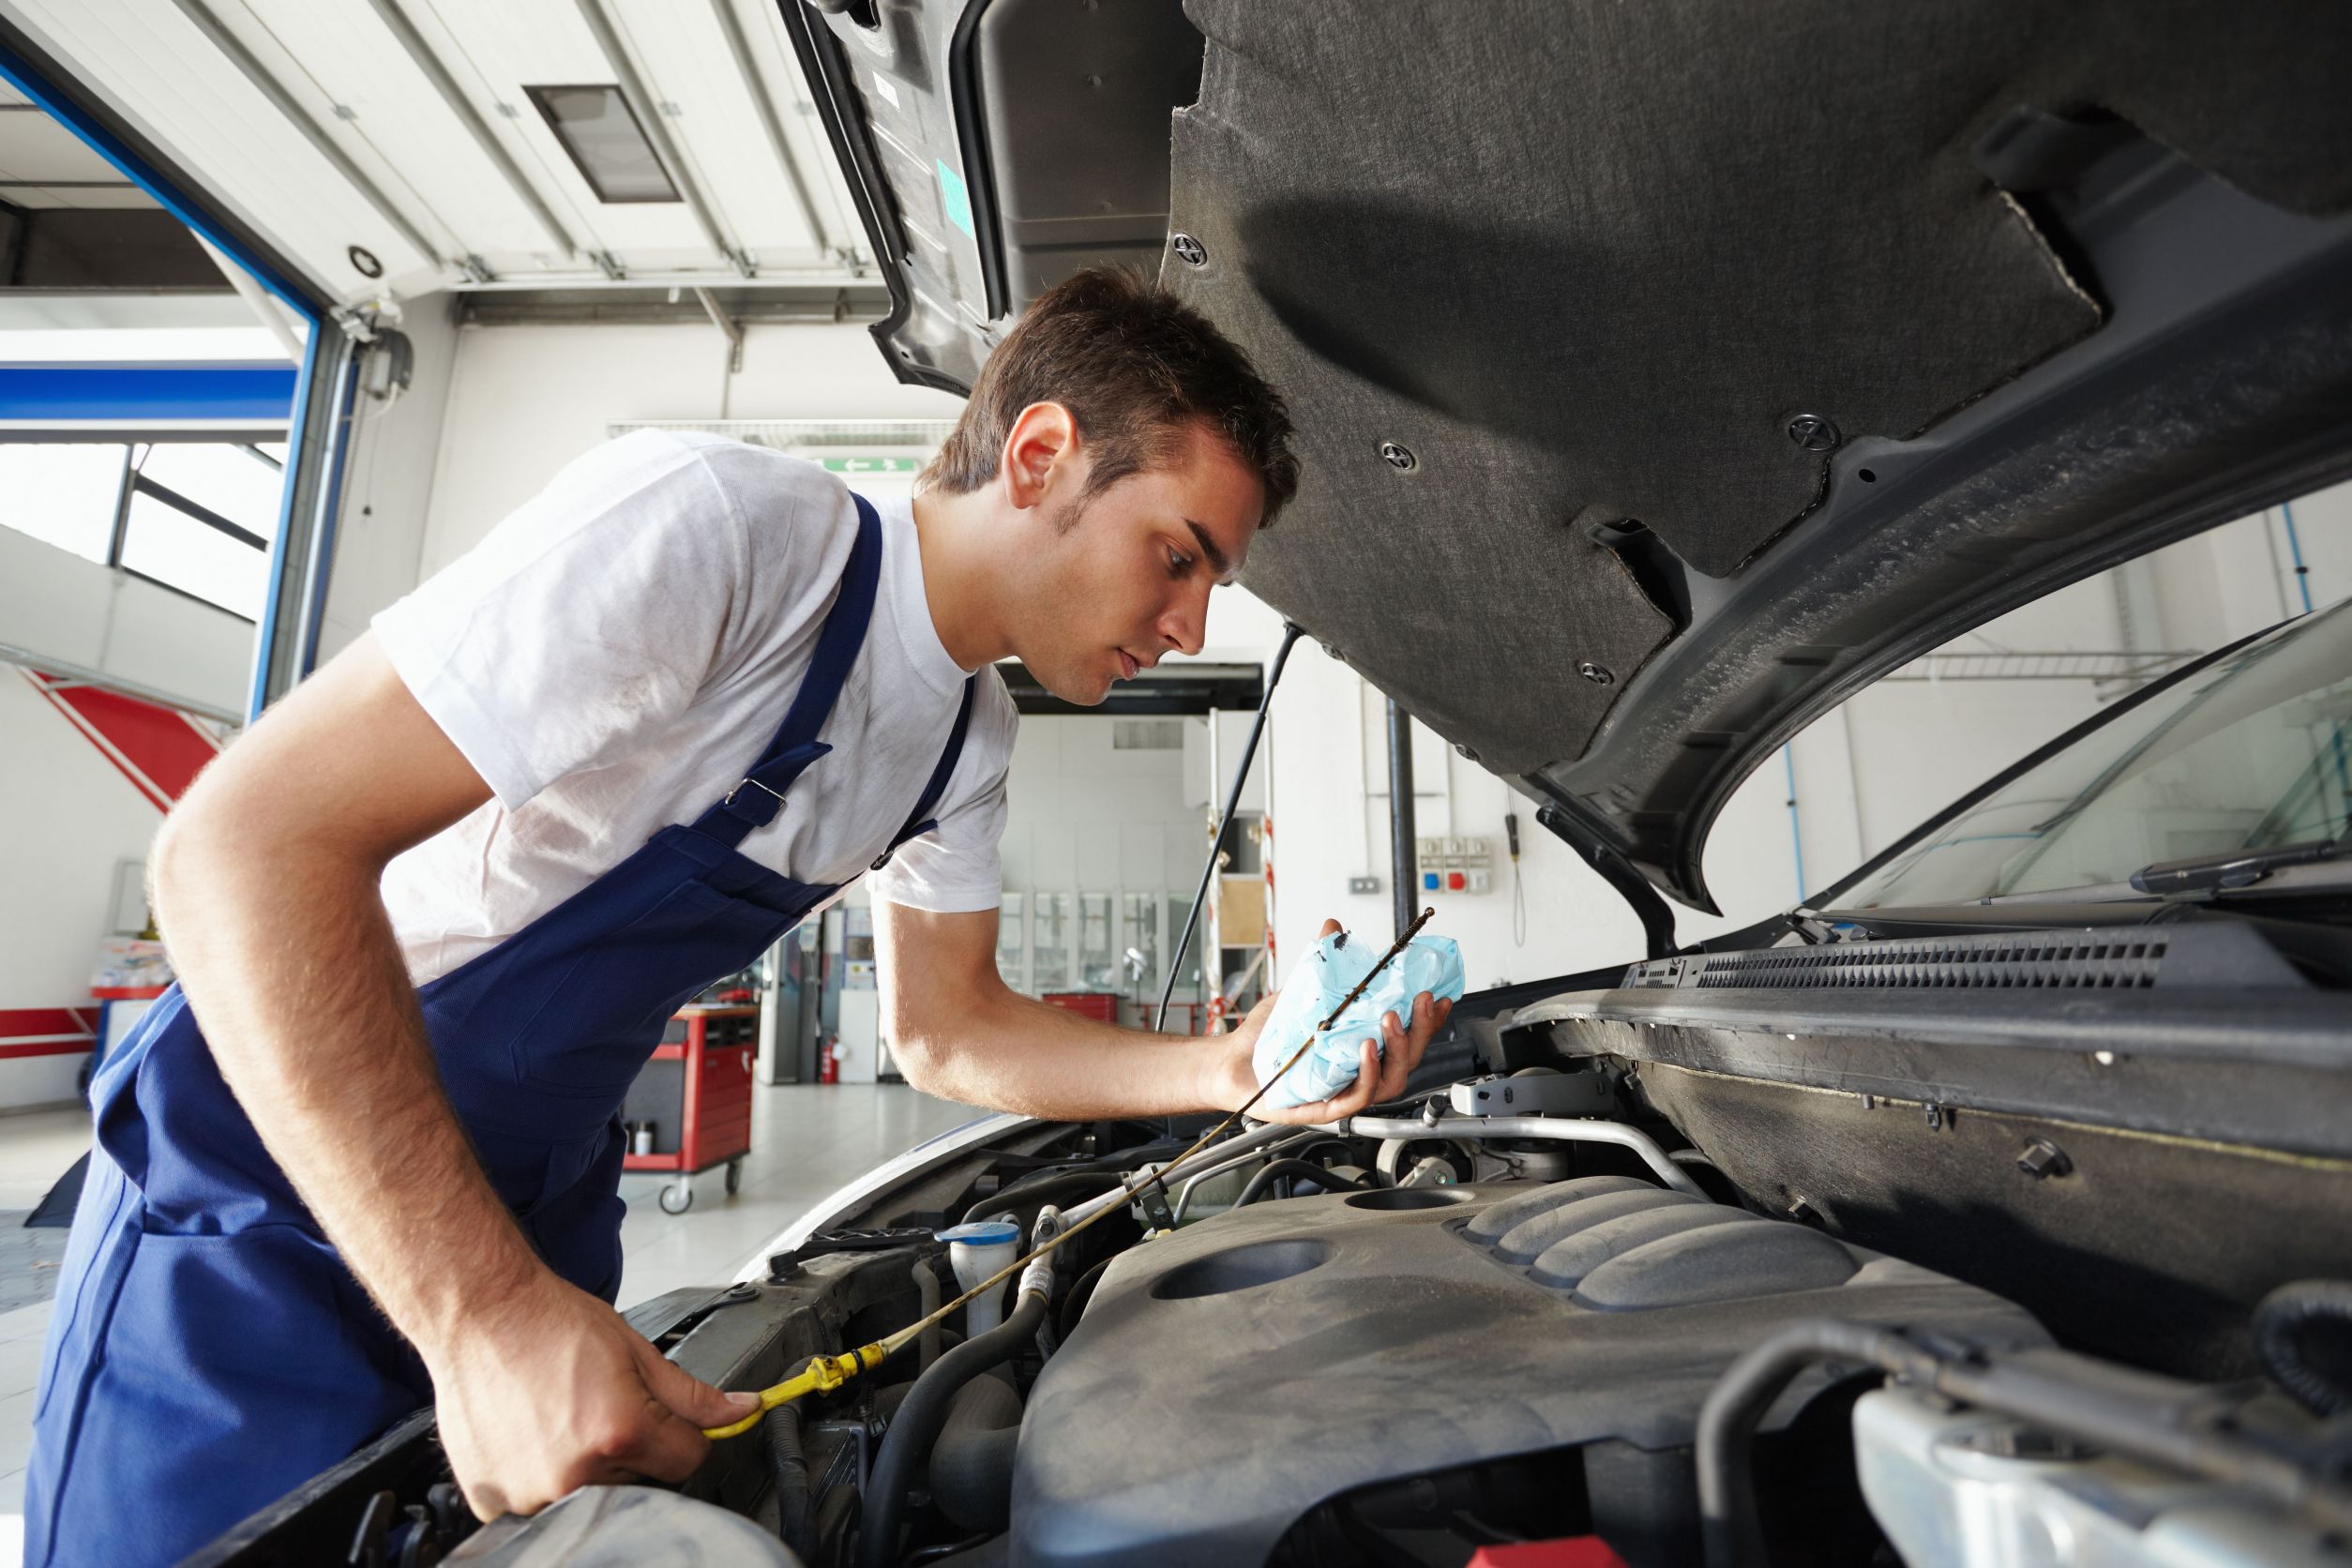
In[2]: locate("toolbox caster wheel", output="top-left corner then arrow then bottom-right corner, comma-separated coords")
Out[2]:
659,1181 -> 694,1215
725,1159 -> 743,1197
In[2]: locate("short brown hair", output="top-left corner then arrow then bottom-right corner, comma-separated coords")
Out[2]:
921,267 -> 1298,526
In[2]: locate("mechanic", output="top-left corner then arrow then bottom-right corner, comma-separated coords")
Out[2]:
23,267 -> 1451,1568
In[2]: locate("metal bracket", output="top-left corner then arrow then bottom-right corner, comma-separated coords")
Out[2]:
695,286 -> 745,373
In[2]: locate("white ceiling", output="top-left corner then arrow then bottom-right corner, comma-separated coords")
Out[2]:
0,0 -> 868,307
0,81 -> 155,209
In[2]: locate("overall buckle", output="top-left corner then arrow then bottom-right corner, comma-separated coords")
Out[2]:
725,776 -> 790,809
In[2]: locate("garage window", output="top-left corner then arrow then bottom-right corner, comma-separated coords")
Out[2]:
0,443 -> 128,563
0,439 -> 276,620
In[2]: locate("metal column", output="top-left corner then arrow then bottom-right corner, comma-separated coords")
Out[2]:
248,330 -> 357,716
1386,697 -> 1418,941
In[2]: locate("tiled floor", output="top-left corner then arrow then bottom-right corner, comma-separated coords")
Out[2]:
0,1080 -> 980,1566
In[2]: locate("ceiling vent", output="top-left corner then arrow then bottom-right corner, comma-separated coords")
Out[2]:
525,85 -> 678,204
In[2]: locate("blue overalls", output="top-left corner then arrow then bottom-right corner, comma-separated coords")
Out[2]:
24,494 -> 973,1568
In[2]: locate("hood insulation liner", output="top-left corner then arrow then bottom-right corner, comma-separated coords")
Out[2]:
1164,0 -> 2352,777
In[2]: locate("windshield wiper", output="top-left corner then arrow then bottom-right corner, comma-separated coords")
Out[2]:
2129,837 -> 2344,897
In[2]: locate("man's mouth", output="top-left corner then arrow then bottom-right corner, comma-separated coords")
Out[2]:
1117,650 -> 1139,681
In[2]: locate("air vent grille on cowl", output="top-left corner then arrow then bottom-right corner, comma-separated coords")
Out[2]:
1623,932 -> 2168,991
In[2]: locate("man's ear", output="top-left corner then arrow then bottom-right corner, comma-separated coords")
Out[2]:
999,401 -> 1079,512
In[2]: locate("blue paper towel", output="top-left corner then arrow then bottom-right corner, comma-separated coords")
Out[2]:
1251,930 -> 1465,1109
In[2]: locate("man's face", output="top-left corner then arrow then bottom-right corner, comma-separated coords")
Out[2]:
1014,421 -> 1266,704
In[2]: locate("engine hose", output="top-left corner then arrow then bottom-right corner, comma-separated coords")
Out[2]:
1058,1257 -> 1116,1341
959,1169 -> 1125,1226
927,1374 -> 1023,1532
855,1290 -> 1048,1568
762,1403 -> 813,1562
1696,1318 -> 2352,1568
1234,1158 -> 1366,1208
2254,1280 -> 2352,1415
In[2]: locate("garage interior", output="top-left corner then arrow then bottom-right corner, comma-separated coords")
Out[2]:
3,3 -> 2350,1566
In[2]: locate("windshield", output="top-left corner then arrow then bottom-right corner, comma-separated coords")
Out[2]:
1834,599 -> 2352,908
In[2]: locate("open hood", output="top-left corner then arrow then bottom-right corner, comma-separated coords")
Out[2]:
786,0 -> 2352,912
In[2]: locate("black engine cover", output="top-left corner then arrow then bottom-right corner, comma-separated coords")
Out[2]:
1012,1177 -> 2044,1566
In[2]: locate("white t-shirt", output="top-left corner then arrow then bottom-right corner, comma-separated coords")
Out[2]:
372,430 -> 1017,987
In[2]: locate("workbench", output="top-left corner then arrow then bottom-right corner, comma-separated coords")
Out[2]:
620,1004 -> 757,1214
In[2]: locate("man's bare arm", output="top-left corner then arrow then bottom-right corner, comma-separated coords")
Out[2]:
876,903 -> 1450,1123
153,634 -> 749,1518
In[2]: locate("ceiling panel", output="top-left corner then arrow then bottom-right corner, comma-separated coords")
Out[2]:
0,106 -> 123,181
2,0 -> 870,299
3,0 -> 442,300
721,0 -> 858,262
607,0 -> 824,264
0,99 -> 149,207
0,183 -> 154,209
422,0 -> 723,265
233,0 -> 563,265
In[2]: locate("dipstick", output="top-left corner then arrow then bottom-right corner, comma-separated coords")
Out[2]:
702,910 -> 1437,1440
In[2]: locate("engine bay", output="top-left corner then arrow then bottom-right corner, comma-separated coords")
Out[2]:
203,1016 -> 2352,1568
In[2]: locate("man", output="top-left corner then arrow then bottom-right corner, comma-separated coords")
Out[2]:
25,267 -> 1451,1566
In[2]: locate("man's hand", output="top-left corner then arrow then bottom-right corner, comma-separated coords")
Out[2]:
1208,918 -> 1455,1124
424,1274 -> 759,1520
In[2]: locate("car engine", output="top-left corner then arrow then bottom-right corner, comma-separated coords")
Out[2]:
1014,1172 -> 2041,1566
213,1047 -> 2352,1568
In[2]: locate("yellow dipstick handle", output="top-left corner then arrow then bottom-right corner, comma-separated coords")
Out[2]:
702,1343 -> 885,1440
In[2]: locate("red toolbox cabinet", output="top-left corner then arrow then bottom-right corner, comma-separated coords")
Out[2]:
621,1004 -> 757,1214
1043,991 -> 1120,1024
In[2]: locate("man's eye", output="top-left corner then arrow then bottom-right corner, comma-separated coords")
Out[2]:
1167,548 -> 1192,577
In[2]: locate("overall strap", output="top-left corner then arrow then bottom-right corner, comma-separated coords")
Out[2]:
695,493 -> 883,847
871,675 -> 979,871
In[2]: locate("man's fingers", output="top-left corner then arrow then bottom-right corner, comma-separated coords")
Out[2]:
1334,1040 -> 1382,1119
616,1404 -> 711,1485
1376,1003 -> 1417,1097
1319,917 -> 1343,938
637,1334 -> 758,1429
1365,997 -> 1432,1100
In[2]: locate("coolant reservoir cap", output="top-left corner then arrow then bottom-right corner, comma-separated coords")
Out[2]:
935,1221 -> 1019,1245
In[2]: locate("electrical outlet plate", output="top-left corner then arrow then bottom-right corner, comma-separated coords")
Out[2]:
1347,876 -> 1381,896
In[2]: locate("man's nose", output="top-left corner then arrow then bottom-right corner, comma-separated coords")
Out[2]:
1158,586 -> 1209,657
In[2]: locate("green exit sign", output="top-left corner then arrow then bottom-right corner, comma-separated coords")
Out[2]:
820,457 -> 925,475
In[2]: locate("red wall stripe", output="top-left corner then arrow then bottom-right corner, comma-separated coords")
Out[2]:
0,1005 -> 98,1059
24,671 -> 222,810
0,1006 -> 97,1038
0,1040 -> 93,1061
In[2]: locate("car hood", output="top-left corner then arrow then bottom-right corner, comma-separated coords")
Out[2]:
785,0 -> 2352,914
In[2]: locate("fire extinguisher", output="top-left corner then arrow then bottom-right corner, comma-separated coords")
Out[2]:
818,1034 -> 840,1084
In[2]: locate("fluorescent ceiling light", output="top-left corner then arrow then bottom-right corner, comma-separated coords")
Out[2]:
525,84 -> 679,204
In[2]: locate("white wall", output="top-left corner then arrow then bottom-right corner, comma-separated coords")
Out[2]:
998,716 -> 1199,898
1261,641 -> 1654,988
992,715 -> 1207,1015
314,294 -> 464,664
0,671 -> 171,1108
414,321 -> 964,577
